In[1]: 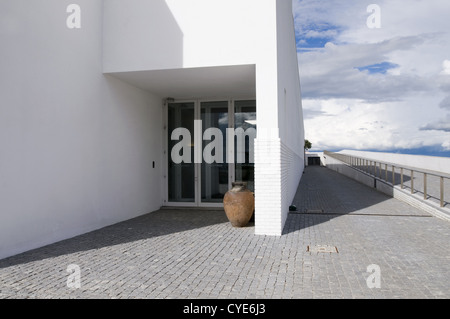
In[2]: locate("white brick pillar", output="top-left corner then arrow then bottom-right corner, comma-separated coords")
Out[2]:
254,137 -> 283,236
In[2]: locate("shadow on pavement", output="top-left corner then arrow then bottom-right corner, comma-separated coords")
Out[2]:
282,166 -> 423,235
0,209 -> 229,268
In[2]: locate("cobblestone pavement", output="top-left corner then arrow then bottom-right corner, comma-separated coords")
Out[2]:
1,166 -> 449,299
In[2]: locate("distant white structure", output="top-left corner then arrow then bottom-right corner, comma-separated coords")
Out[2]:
0,0 -> 304,259
305,152 -> 325,166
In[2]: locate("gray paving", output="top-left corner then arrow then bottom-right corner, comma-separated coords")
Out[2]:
1,166 -> 449,299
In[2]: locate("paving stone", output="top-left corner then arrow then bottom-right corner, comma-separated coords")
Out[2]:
1,166 -> 449,299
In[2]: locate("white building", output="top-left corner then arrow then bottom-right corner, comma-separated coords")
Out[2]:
0,0 -> 304,259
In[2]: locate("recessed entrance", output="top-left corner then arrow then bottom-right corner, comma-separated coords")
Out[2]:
164,99 -> 256,207
308,157 -> 321,166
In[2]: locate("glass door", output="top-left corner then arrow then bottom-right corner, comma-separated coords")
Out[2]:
166,100 -> 256,207
234,100 -> 256,192
167,102 -> 196,203
200,101 -> 229,204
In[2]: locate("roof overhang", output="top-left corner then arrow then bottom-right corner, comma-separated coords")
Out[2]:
105,64 -> 256,100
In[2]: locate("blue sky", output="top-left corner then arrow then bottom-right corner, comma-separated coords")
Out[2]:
293,0 -> 450,156
355,62 -> 399,75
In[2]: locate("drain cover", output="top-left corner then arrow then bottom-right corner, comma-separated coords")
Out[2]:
307,245 -> 338,253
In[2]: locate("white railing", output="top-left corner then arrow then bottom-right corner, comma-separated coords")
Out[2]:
324,151 -> 449,208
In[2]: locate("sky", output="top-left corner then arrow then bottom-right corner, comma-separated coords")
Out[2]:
293,0 -> 450,156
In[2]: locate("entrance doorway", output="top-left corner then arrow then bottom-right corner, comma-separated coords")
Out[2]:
165,100 -> 256,207
308,157 -> 321,166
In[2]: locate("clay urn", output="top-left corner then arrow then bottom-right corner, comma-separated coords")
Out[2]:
223,182 -> 255,227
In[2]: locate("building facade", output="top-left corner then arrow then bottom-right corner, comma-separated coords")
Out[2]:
0,0 -> 304,259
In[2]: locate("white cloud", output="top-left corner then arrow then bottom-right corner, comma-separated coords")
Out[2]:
443,141 -> 450,151
439,96 -> 450,110
420,115 -> 450,132
304,97 -> 449,151
298,35 -> 433,102
442,60 -> 450,75
295,0 -> 450,153
303,29 -> 338,39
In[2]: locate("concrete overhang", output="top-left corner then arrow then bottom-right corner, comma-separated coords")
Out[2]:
105,64 -> 256,100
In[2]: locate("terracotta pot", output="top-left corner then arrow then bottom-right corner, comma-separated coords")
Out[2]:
223,182 -> 255,227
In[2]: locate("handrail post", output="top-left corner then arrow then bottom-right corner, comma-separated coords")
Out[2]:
441,177 -> 445,207
392,166 -> 395,185
423,173 -> 427,200
401,168 -> 404,189
411,170 -> 414,194
385,164 -> 388,181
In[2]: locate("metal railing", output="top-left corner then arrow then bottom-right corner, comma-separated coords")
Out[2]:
324,151 -> 450,208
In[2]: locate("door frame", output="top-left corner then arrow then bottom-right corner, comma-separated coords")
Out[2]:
163,97 -> 255,208
163,100 -> 198,207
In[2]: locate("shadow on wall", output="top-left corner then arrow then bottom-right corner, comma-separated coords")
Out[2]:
282,166 -> 418,235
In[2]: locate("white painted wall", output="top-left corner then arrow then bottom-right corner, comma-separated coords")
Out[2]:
165,0 -> 260,69
103,0 -> 261,73
339,150 -> 450,174
0,0 -> 304,256
255,0 -> 304,236
103,0 -> 280,128
276,0 -> 305,232
276,0 -> 304,153
103,0 -> 296,134
103,0 -> 281,124
0,0 -> 163,260
105,0 -> 303,236
103,0 -> 184,72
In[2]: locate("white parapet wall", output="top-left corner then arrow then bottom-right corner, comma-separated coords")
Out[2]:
325,151 -> 450,222
339,150 -> 450,175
